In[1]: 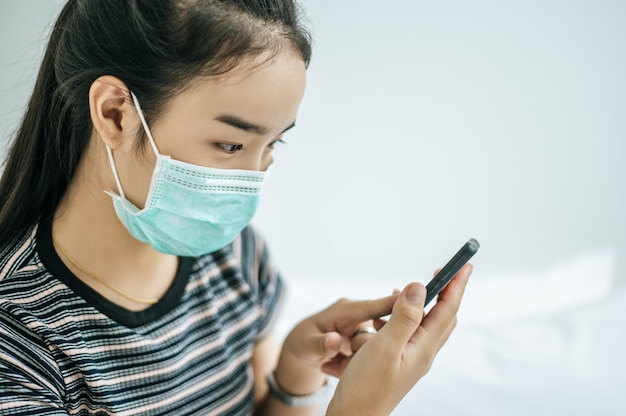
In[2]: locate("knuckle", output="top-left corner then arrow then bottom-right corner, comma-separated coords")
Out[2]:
396,304 -> 424,328
334,297 -> 351,305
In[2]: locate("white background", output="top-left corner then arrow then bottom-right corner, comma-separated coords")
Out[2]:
263,0 -> 626,286
1,1 -> 624,286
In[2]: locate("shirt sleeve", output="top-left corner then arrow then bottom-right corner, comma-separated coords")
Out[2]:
0,307 -> 69,415
235,225 -> 285,341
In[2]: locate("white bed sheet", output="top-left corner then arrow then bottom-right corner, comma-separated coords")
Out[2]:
276,248 -> 626,415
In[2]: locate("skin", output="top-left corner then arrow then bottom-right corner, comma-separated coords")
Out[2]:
51,48 -> 472,416
53,51 -> 307,312
327,267 -> 471,416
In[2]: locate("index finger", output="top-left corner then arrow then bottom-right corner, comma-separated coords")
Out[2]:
324,292 -> 400,334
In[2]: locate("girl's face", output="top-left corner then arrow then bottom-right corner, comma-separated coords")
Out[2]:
150,52 -> 307,170
118,51 -> 307,208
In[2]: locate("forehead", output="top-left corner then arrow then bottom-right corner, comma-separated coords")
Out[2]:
158,52 -> 307,133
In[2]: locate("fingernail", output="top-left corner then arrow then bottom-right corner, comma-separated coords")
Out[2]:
406,284 -> 424,304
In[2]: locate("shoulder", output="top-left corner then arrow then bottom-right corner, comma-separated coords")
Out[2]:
229,224 -> 283,298
232,224 -> 266,261
0,222 -> 71,325
0,225 -> 67,396
0,225 -> 39,284
231,224 -> 274,279
235,224 -> 267,252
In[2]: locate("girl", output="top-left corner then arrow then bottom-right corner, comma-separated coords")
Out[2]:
0,1 -> 471,415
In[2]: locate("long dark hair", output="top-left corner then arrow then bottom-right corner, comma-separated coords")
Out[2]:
0,0 -> 311,248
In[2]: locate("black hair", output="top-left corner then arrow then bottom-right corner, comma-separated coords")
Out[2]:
0,0 -> 311,248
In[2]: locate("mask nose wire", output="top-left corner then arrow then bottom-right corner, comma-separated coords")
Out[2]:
104,92 -> 161,199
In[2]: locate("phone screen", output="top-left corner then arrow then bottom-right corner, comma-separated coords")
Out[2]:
425,238 -> 479,305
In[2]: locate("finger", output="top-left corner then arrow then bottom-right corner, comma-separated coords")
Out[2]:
351,321 -> 377,338
437,263 -> 472,303
349,292 -> 399,322
327,292 -> 400,333
373,317 -> 387,331
351,320 -> 375,335
414,311 -> 457,353
412,264 -> 471,345
350,335 -> 369,352
321,355 -> 352,378
350,325 -> 376,352
318,332 -> 343,359
411,315 -> 457,375
435,316 -> 457,352
377,282 -> 426,350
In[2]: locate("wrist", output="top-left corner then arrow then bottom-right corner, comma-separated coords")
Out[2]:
266,370 -> 332,408
274,351 -> 327,396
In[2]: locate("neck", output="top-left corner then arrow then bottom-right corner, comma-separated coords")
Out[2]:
52,140 -> 178,311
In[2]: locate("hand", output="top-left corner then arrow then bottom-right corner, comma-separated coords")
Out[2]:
326,264 -> 472,416
273,290 -> 400,395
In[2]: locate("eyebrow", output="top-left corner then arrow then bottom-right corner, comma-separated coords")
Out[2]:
215,114 -> 296,135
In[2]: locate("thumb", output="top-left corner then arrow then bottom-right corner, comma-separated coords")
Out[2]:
379,283 -> 426,349
316,331 -> 344,359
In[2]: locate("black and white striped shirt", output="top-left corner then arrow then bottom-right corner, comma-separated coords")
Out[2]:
0,216 -> 284,415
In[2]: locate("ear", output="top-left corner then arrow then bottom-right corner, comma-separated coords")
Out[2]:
89,76 -> 140,151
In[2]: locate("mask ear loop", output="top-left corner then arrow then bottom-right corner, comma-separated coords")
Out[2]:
130,91 -> 160,157
105,145 -> 126,199
105,91 -> 161,199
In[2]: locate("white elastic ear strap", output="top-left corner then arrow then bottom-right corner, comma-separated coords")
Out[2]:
130,91 -> 160,157
106,145 -> 126,198
105,92 -> 160,199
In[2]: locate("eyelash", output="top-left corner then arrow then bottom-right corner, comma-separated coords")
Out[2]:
268,139 -> 286,149
217,143 -> 243,154
216,139 -> 286,154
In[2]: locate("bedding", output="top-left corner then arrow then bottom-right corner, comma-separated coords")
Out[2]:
276,248 -> 625,415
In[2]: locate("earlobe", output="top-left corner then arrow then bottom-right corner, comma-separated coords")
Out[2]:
89,76 -> 138,150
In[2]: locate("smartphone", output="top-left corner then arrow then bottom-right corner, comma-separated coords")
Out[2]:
425,238 -> 479,306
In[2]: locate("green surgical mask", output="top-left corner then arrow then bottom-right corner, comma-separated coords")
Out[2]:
105,92 -> 268,257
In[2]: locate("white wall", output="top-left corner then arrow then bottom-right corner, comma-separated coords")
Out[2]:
256,0 -> 626,286
1,1 -> 624,287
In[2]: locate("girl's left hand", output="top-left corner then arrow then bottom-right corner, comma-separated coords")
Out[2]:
276,291 -> 400,385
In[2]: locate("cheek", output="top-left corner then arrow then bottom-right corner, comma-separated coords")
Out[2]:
115,150 -> 156,208
261,154 -> 274,171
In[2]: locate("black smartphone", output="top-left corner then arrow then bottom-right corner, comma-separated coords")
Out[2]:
425,238 -> 479,306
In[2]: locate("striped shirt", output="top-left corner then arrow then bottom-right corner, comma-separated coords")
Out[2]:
0,216 -> 284,415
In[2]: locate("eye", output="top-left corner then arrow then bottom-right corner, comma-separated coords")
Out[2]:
267,139 -> 286,150
217,143 -> 243,154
